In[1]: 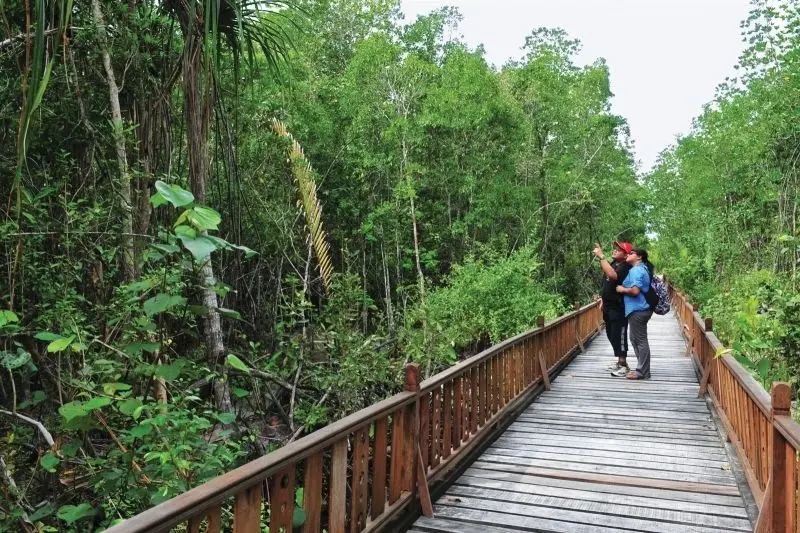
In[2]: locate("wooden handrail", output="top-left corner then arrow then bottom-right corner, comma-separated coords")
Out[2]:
106,301 -> 603,533
666,278 -> 800,531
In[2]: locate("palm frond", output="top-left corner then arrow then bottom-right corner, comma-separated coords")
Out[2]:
218,0 -> 298,75
271,118 -> 334,294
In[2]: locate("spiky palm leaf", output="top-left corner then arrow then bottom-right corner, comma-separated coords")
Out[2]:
271,119 -> 334,294
163,0 -> 296,74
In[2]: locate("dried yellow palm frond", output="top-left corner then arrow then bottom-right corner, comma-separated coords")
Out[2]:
270,118 -> 333,293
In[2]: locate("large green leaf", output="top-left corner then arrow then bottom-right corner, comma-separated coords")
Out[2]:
155,360 -> 185,381
130,423 -> 153,438
216,412 -> 236,424
757,358 -> 771,378
151,243 -> 181,255
1,349 -> 31,370
153,180 -> 194,208
28,504 -> 55,522
83,396 -> 112,411
40,452 -> 60,472
102,382 -> 132,395
143,294 -> 187,316
57,503 -> 96,525
47,335 -> 75,353
0,310 -> 19,327
225,353 -> 250,374
174,225 -> 197,239
123,342 -> 160,355
59,401 -> 87,422
118,398 -> 143,417
35,332 -> 63,341
187,206 -> 222,231
179,235 -> 218,261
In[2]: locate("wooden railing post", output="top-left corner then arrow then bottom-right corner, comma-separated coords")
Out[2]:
573,303 -> 585,353
770,383 -> 792,532
405,363 -> 433,518
698,318 -> 714,397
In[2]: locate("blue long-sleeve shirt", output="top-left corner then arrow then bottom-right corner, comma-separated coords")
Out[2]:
623,263 -> 651,317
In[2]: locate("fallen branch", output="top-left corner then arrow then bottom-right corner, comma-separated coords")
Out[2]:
239,368 -> 297,394
0,409 -> 54,447
188,369 -> 304,396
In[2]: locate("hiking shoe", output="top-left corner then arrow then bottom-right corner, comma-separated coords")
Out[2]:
610,366 -> 630,377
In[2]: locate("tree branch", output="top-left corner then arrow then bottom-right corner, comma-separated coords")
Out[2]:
0,409 -> 54,447
0,28 -> 60,50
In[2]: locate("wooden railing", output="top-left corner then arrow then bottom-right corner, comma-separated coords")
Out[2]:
668,279 -> 800,532
106,302 -> 602,533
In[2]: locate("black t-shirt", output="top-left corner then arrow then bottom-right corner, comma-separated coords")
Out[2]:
601,260 -> 632,310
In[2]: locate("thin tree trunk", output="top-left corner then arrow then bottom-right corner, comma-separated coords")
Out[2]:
91,0 -> 135,281
381,242 -> 394,332
184,31 -> 232,413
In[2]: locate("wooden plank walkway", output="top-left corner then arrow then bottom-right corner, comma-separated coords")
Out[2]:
409,311 -> 753,533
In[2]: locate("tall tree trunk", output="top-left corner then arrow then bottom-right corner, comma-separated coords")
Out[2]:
184,32 -> 232,414
91,0 -> 135,281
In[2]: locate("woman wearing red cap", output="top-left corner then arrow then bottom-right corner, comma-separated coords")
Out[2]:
593,241 -> 633,375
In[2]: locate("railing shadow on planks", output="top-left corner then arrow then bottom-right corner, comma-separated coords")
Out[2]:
105,302 -> 603,533
668,278 -> 800,533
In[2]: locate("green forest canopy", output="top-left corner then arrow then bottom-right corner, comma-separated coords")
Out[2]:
0,0 -> 797,530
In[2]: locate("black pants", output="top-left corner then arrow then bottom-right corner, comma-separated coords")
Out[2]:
604,310 -> 628,359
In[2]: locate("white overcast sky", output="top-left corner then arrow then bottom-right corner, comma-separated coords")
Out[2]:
400,0 -> 753,171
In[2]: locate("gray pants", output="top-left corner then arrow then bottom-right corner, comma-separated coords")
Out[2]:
628,310 -> 653,378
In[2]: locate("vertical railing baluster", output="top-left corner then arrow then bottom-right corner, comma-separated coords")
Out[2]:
770,383 -> 792,532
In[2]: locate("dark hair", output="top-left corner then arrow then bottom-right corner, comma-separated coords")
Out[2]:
632,248 -> 655,276
631,248 -> 648,262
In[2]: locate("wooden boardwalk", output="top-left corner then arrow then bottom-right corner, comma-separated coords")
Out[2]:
409,312 -> 753,533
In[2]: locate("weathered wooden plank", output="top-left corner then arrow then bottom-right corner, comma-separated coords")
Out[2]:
370,418 -> 387,519
446,484 -> 751,530
269,464 -> 295,533
329,440 -> 347,533
302,453 -> 323,533
486,446 -> 731,476
233,484 -> 262,533
468,460 -> 742,496
489,439 -> 730,466
430,388 -> 441,468
452,376 -> 462,451
462,467 -> 746,507
435,494 -> 735,533
442,383 -> 452,460
477,453 -> 736,486
493,433 -> 728,459
508,420 -> 721,442
455,473 -> 749,517
350,428 -> 369,532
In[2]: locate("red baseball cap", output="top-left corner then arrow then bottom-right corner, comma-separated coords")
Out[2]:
613,241 -> 633,254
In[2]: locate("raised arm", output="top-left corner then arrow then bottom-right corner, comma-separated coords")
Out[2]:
593,245 -> 618,280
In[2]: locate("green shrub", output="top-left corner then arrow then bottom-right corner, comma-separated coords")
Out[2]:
402,246 -> 565,374
702,271 -> 796,390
